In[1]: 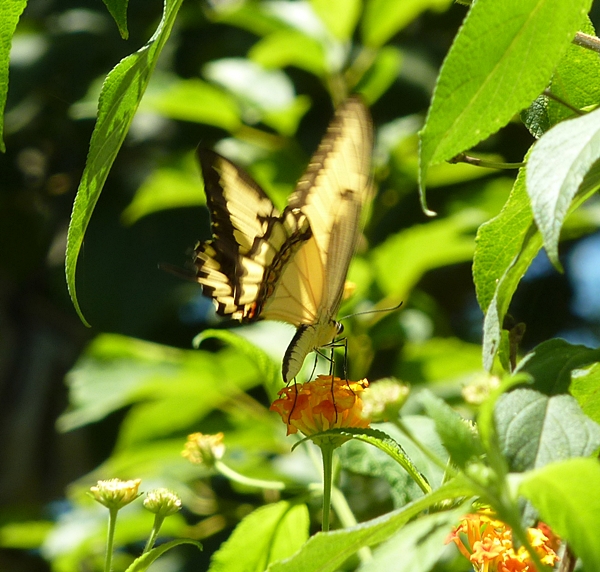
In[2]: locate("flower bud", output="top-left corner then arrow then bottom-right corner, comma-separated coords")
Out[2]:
143,488 -> 182,517
360,377 -> 409,422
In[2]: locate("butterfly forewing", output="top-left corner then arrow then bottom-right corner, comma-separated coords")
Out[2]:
280,97 -> 373,382
289,97 -> 373,318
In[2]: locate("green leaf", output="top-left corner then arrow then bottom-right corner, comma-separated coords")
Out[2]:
399,338 -> 483,385
473,167 -> 533,315
356,46 -> 402,105
249,29 -> 326,77
310,0 -> 362,41
268,479 -> 474,572
65,0 -> 185,326
202,58 -> 309,136
476,165 -> 545,371
57,334 -> 262,438
102,0 -> 130,39
361,0 -> 452,48
0,520 -> 53,549
478,155 -> 600,371
571,362 -> 600,425
141,77 -> 241,130
515,338 -> 600,395
125,539 -> 202,572
495,388 -> 600,473
519,458 -> 600,571
477,372 -> 532,476
209,502 -> 309,572
194,329 -> 281,400
339,418 -> 446,506
356,503 -> 468,572
372,213 -> 477,298
419,390 -> 483,468
526,106 -> 600,268
523,18 -> 600,137
121,152 -> 204,224
419,0 -> 591,200
308,427 -> 431,494
0,0 -> 28,152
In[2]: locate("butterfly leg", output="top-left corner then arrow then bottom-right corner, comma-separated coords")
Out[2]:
287,379 -> 299,425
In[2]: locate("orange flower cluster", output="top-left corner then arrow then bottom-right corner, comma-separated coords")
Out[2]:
447,510 -> 560,572
270,375 -> 370,439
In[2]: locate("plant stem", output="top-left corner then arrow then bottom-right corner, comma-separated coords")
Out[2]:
104,507 -> 118,572
319,444 -> 335,532
573,31 -> 600,54
331,487 -> 372,562
215,460 -> 286,490
143,514 -> 165,554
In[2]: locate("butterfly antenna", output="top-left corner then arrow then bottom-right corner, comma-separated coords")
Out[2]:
158,262 -> 197,282
339,300 -> 403,322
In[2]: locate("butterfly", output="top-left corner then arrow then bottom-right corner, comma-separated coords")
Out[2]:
194,96 -> 373,383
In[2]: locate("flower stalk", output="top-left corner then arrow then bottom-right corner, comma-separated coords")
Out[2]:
320,443 -> 335,532
105,507 -> 118,572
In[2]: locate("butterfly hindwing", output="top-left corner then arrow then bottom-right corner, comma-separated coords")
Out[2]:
194,150 -> 310,321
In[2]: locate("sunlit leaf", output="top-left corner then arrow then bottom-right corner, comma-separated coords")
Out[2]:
141,77 -> 241,130
514,338 -> 600,395
339,417 -> 446,507
57,334 -> 262,439
520,458 -> 600,571
523,18 -> 600,137
479,157 -> 600,370
361,0 -> 452,48
126,539 -> 202,572
526,107 -> 600,268
0,0 -> 28,152
268,479 -> 474,572
356,504 -> 467,572
495,388 -> 600,473
121,152 -> 204,225
571,361 -> 600,425
194,328 -> 281,399
356,46 -> 402,105
310,0 -> 361,41
420,0 -> 591,204
249,29 -> 326,77
314,427 -> 430,493
0,520 -> 53,549
65,0 -> 185,326
209,502 -> 309,572
399,338 -> 482,385
473,168 -> 533,315
372,213 -> 477,299
101,0 -> 129,39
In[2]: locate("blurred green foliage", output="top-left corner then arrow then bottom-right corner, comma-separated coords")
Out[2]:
3,0 -> 600,571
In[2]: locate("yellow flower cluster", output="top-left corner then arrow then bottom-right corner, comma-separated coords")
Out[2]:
182,432 -> 225,467
447,510 -> 560,572
270,375 -> 370,439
